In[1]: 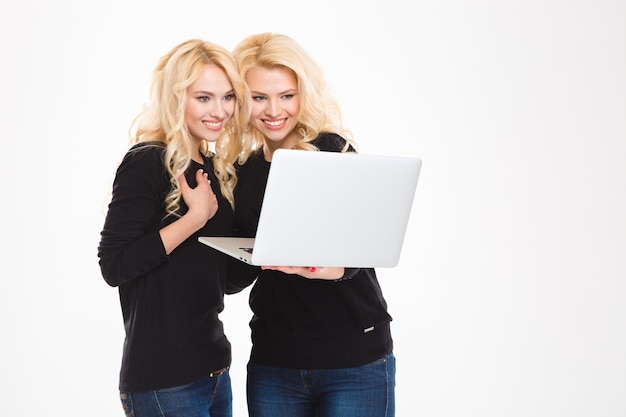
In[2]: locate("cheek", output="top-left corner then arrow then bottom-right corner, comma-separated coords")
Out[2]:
287,101 -> 300,116
183,108 -> 194,126
184,101 -> 200,121
224,101 -> 236,118
250,103 -> 264,119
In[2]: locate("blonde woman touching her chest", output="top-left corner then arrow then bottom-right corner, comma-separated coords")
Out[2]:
98,39 -> 248,417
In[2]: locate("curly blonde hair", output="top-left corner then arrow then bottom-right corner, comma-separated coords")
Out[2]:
229,32 -> 353,166
129,39 -> 249,216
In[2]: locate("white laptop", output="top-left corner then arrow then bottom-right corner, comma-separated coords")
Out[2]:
199,149 -> 422,268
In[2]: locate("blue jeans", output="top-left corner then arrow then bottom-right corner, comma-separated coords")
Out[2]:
119,369 -> 232,417
247,353 -> 395,417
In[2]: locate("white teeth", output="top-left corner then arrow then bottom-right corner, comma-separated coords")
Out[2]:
203,121 -> 221,127
264,120 -> 284,126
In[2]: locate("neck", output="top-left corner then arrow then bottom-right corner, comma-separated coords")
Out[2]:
263,132 -> 300,162
192,149 -> 204,164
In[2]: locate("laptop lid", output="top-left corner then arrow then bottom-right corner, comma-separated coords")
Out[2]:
199,149 -> 422,267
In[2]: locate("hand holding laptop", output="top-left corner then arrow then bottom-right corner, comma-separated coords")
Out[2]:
259,265 -> 345,280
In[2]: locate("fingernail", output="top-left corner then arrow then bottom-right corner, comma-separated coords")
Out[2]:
309,267 -> 317,273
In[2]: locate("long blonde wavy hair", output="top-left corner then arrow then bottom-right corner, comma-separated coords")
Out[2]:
228,32 -> 354,166
129,39 -> 249,216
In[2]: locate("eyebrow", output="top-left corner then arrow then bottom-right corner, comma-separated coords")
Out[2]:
250,88 -> 297,95
191,89 -> 235,96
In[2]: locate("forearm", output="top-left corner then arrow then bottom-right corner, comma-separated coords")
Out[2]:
98,229 -> 167,287
226,257 -> 260,294
159,211 -> 206,255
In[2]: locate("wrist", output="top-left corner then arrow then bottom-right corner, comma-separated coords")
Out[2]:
182,209 -> 207,232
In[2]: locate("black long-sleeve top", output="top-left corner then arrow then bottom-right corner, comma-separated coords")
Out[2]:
98,142 -> 234,392
227,133 -> 393,369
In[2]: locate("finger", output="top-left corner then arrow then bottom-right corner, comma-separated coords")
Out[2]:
195,168 -> 209,185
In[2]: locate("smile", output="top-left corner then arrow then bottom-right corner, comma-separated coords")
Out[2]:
203,121 -> 223,128
263,119 -> 287,128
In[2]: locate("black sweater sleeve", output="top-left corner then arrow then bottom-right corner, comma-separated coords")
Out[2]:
97,145 -> 169,287
225,257 -> 259,294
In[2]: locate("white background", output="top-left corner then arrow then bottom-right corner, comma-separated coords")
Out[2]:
1,1 -> 624,416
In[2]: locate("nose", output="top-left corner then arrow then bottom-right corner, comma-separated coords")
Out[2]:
209,100 -> 227,119
265,99 -> 280,117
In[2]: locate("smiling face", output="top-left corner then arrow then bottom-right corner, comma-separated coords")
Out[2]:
246,66 -> 301,152
184,64 -> 235,145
